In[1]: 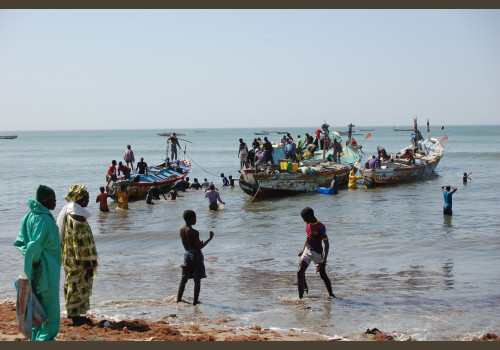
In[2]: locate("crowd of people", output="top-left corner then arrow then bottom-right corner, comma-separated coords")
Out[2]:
237,128 -> 353,171
14,182 -> 335,341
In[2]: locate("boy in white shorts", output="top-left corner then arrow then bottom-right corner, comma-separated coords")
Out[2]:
297,207 -> 335,299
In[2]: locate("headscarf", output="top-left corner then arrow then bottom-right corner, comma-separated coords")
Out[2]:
65,184 -> 89,202
36,185 -> 55,202
57,184 -> 91,241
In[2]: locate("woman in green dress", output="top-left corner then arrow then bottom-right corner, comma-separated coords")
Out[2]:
56,184 -> 98,326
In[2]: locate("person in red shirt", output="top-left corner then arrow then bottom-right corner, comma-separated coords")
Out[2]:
297,207 -> 335,299
118,162 -> 131,179
400,149 -> 415,164
351,138 -> 357,146
106,160 -> 117,187
96,187 -> 111,212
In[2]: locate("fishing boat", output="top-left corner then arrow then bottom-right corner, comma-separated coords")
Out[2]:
254,132 -> 270,135
393,127 -> 413,131
110,159 -> 191,200
0,135 -> 18,139
239,160 -> 351,198
362,119 -> 444,186
275,131 -> 288,134
239,122 -> 362,198
157,132 -> 186,136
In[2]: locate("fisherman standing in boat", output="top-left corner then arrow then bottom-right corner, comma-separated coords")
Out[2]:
123,145 -> 135,171
297,207 -> 335,299
263,137 -> 275,164
441,185 -> 457,216
136,157 -> 148,175
238,139 -> 249,169
168,133 -> 181,161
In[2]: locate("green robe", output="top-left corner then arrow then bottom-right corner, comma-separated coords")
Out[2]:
14,199 -> 61,341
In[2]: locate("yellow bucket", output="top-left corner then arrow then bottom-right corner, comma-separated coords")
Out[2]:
279,160 -> 288,170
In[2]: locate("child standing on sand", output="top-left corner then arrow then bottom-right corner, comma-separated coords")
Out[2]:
177,210 -> 214,305
297,207 -> 335,299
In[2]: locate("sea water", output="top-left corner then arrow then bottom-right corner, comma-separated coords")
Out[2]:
1,125 -> 499,340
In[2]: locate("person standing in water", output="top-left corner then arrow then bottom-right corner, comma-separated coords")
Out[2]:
177,210 -> 214,305
205,184 -> 224,211
463,172 -> 471,184
96,187 -> 111,212
297,207 -> 335,299
441,185 -> 457,216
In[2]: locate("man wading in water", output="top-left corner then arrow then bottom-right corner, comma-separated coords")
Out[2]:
177,210 -> 214,305
297,207 -> 335,299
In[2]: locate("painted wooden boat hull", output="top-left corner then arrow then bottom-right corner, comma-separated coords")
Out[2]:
238,164 -> 350,198
111,160 -> 191,200
361,155 -> 442,186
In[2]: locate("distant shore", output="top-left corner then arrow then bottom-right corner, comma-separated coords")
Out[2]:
1,301 -> 499,341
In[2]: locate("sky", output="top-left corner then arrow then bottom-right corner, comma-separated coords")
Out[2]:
1,9 -> 499,131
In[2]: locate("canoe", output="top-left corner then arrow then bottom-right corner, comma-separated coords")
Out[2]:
361,138 -> 444,186
110,159 -> 191,200
0,135 -> 18,139
238,161 -> 350,198
157,132 -> 186,136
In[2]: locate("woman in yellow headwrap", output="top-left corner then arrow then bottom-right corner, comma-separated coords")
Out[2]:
56,185 -> 98,326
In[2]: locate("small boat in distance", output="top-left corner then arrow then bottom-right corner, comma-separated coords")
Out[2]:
275,131 -> 288,134
254,132 -> 270,135
158,132 -> 186,136
393,127 -> 413,131
359,128 -> 374,131
0,135 -> 18,139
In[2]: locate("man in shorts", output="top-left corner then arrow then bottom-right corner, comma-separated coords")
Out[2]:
177,210 -> 214,305
297,207 -> 335,299
238,138 -> 249,169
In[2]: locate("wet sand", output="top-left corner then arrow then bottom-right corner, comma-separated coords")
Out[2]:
1,301 -> 498,341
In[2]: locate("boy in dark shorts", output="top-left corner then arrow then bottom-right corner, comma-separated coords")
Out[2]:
177,210 -> 214,305
297,207 -> 335,299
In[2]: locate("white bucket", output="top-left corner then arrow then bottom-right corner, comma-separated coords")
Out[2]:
218,203 -> 225,210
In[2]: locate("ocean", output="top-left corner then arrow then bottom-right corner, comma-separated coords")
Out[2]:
1,125 -> 499,340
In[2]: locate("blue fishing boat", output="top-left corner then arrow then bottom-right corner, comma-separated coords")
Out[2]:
110,159 -> 191,200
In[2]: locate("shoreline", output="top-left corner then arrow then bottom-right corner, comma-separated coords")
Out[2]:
1,301 -> 498,341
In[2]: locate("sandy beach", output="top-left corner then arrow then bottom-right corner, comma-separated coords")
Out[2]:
1,301 -> 498,341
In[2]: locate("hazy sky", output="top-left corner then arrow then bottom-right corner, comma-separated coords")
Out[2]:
1,9 -> 499,131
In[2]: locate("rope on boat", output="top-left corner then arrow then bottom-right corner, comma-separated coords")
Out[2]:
243,184 -> 261,207
183,151 -> 219,177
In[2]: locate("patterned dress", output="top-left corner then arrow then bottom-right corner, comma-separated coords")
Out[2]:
62,215 -> 98,316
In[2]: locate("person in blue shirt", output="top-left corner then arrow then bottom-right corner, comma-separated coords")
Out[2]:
221,173 -> 229,186
441,185 -> 457,216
